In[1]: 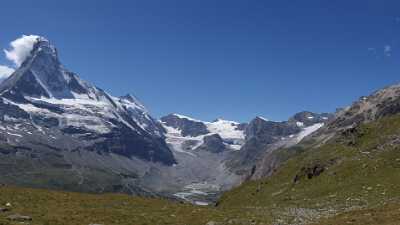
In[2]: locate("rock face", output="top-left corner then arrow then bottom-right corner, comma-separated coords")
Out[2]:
245,117 -> 301,144
7,214 -> 32,222
227,113 -> 330,178
197,134 -> 227,153
328,84 -> 400,130
161,114 -> 209,137
289,111 -> 332,127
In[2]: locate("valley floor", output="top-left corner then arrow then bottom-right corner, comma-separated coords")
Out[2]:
0,185 -> 399,225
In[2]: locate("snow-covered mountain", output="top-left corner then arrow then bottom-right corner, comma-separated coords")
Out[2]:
0,36 -> 181,196
0,36 -> 174,164
161,114 -> 246,154
160,112 -> 331,159
226,112 -> 333,177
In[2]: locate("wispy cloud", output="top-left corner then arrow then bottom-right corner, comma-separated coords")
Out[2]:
4,35 -> 40,67
0,65 -> 14,80
384,45 -> 392,57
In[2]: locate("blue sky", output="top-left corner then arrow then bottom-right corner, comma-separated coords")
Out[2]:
0,0 -> 399,122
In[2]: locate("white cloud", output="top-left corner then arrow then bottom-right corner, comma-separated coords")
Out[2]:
4,35 -> 40,67
384,45 -> 392,57
0,65 -> 14,80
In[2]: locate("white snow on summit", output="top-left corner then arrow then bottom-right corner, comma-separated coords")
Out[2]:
172,113 -> 203,122
205,119 -> 244,140
255,116 -> 269,121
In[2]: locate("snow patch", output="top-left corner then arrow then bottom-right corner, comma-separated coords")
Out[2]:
205,119 -> 244,140
256,116 -> 269,121
172,113 -> 203,122
296,123 -> 324,142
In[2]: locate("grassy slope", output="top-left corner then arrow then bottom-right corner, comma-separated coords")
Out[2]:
0,186 -> 273,225
0,186 -> 223,225
0,115 -> 399,225
313,203 -> 400,225
218,114 -> 400,224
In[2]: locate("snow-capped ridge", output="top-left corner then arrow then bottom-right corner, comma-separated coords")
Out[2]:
255,116 -> 269,122
119,94 -> 148,112
171,113 -> 204,122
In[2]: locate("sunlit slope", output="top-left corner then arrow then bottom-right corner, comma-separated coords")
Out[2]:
218,114 -> 400,224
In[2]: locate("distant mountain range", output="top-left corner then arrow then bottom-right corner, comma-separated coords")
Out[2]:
0,36 -> 350,205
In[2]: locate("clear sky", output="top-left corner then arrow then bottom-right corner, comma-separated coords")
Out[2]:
0,0 -> 399,122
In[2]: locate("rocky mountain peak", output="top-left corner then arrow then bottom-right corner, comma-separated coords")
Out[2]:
119,94 -> 147,112
0,36 -> 176,166
0,36 -> 108,102
289,111 -> 333,127
327,83 -> 400,130
15,36 -> 59,69
120,94 -> 137,103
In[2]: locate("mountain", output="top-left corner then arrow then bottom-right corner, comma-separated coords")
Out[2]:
0,36 -> 177,195
226,112 -> 332,178
161,114 -> 246,153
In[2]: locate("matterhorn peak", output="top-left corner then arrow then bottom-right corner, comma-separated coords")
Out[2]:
3,35 -> 52,67
0,35 -> 98,101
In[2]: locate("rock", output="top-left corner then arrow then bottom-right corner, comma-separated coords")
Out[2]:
293,163 -> 325,183
7,214 -> 32,221
0,207 -> 9,212
161,114 -> 209,137
197,134 -> 227,153
206,221 -> 218,225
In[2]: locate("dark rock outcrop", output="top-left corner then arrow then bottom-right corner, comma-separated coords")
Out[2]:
161,114 -> 209,137
196,134 -> 227,153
